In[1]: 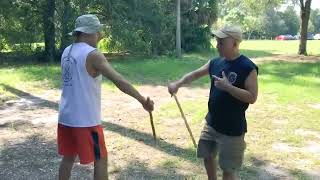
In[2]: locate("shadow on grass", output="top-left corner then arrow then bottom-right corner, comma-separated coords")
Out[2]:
241,156 -> 320,180
0,125 -> 192,179
0,129 -> 94,180
0,83 -> 58,110
111,160 -> 192,180
240,49 -> 274,58
0,136 -> 58,179
0,49 -> 280,89
0,126 -> 318,179
1,51 -> 318,90
0,85 -> 318,179
106,58 -> 320,89
259,61 -> 320,87
0,63 -> 61,90
261,61 -> 320,77
102,121 -> 198,163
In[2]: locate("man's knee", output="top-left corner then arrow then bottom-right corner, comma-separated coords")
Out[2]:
223,170 -> 239,180
94,155 -> 108,166
197,139 -> 217,159
62,156 -> 76,164
204,154 -> 216,163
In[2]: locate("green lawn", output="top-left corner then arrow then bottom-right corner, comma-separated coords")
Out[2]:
0,40 -> 319,179
240,40 -> 320,56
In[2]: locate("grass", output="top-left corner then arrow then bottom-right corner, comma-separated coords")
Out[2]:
240,40 -> 320,56
259,61 -> 320,104
0,64 -> 60,102
0,40 -> 319,178
111,56 -> 211,86
152,59 -> 320,178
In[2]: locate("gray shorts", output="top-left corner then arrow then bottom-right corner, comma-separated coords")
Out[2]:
197,123 -> 246,172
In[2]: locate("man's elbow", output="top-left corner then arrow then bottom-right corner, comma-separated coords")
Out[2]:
249,96 -> 257,104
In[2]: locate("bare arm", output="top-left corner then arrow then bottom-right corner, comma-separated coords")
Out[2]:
213,70 -> 258,104
168,61 -> 210,94
88,51 -> 153,111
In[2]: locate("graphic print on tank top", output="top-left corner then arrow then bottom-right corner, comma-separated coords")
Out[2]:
227,71 -> 238,84
62,55 -> 76,87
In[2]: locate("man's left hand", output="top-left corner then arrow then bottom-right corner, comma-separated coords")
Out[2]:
212,71 -> 232,91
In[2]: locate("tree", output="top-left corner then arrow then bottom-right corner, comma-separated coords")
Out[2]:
176,0 -> 181,58
217,0 -> 285,39
261,8 -> 288,38
42,0 -> 56,62
181,0 -> 218,52
0,0 -> 43,52
307,21 -> 315,32
96,0 -> 177,55
95,0 -> 217,55
298,0 -> 312,55
0,0 -> 57,61
280,6 -> 300,35
58,0 -> 74,52
1,0 -> 218,56
243,16 -> 262,40
296,0 -> 312,55
310,9 -> 320,33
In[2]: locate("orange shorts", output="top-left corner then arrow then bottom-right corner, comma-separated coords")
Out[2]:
57,123 -> 107,164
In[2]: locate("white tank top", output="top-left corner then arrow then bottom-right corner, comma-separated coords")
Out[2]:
58,42 -> 102,127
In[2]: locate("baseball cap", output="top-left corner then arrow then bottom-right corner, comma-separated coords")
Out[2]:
211,25 -> 242,42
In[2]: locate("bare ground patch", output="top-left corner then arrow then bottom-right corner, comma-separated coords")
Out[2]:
0,85 -> 319,179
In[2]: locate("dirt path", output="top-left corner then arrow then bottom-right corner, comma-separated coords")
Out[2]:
0,86 -> 210,180
0,84 -> 319,179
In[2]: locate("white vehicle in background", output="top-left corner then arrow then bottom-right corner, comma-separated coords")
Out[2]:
314,33 -> 320,40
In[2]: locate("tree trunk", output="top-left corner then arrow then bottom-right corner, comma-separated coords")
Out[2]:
176,0 -> 182,58
298,0 -> 312,55
247,31 -> 252,40
60,0 -> 72,52
43,0 -> 56,63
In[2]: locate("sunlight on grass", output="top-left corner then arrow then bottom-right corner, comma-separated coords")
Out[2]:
240,40 -> 320,56
155,60 -> 320,178
110,57 -> 210,86
210,39 -> 320,56
259,62 -> 320,104
158,99 -> 207,125
0,41 -> 319,178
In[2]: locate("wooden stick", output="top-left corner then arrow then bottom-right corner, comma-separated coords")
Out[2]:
149,111 -> 157,142
172,94 -> 197,148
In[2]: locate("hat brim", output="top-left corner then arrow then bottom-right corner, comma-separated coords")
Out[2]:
68,24 -> 104,36
211,30 -> 229,39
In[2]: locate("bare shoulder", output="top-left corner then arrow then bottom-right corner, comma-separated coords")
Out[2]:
249,69 -> 258,77
245,69 -> 258,90
88,50 -> 106,62
87,50 -> 108,69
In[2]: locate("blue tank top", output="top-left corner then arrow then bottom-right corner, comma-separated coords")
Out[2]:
207,55 -> 258,136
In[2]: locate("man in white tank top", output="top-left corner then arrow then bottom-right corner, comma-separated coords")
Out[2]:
58,14 -> 154,180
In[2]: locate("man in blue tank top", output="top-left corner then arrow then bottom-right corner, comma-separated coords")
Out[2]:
168,25 -> 258,180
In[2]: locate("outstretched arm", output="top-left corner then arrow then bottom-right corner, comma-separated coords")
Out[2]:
88,51 -> 154,111
168,61 -> 210,95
